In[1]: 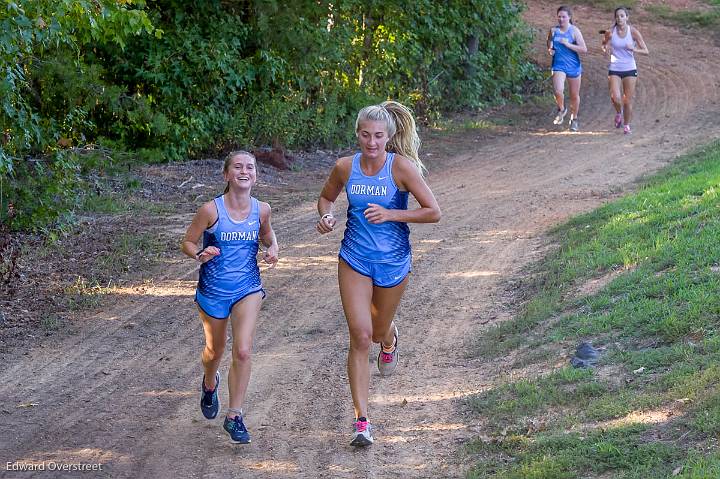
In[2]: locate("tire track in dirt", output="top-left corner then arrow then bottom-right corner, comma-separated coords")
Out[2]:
2,2 -> 720,478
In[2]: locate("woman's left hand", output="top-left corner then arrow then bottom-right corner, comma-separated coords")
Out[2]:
263,244 -> 279,269
364,203 -> 395,224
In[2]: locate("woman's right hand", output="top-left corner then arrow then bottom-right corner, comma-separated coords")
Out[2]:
316,214 -> 336,234
197,246 -> 221,262
548,47 -> 555,56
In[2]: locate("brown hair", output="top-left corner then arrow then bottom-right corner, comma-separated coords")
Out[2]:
557,5 -> 573,24
613,7 -> 630,30
222,150 -> 256,193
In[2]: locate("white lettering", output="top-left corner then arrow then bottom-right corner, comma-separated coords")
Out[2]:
219,231 -> 258,242
6,462 -> 103,472
350,184 -> 387,196
6,462 -> 46,471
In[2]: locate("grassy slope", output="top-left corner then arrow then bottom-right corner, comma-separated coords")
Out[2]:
464,142 -> 720,478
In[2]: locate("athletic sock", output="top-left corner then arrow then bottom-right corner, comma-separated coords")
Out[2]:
227,407 -> 243,419
381,337 -> 397,353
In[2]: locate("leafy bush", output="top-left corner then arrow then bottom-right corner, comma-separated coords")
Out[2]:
1,0 -> 537,230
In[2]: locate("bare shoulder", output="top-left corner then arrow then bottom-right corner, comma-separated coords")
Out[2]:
199,198 -> 218,216
192,197 -> 219,229
391,154 -> 423,181
256,200 -> 271,223
329,155 -> 354,183
393,154 -> 418,171
335,155 -> 353,172
258,200 -> 272,216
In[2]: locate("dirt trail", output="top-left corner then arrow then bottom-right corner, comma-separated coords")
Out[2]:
2,2 -> 720,478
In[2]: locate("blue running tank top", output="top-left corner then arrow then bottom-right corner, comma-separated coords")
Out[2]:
198,196 -> 261,297
551,25 -> 582,75
340,153 -> 410,262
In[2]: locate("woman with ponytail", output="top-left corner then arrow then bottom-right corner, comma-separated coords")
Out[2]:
316,100 -> 441,446
181,151 -> 279,444
601,7 -> 649,134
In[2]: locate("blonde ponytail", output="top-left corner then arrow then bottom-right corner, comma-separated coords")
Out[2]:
355,101 -> 426,177
381,101 -> 426,176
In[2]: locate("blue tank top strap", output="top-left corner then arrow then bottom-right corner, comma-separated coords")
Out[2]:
385,152 -> 398,189
215,195 -> 227,219
384,152 -> 395,174
351,152 -> 361,177
207,196 -> 224,233
251,197 -> 260,225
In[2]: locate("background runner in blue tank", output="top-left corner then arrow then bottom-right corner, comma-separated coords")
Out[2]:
601,7 -> 649,135
546,6 -> 587,130
181,151 -> 279,443
316,101 -> 441,446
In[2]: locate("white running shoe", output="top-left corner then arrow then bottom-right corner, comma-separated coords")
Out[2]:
569,118 -> 579,132
350,418 -> 374,447
553,107 -> 568,125
377,324 -> 399,377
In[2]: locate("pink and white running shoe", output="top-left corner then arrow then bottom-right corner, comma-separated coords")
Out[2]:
377,324 -> 399,376
614,111 -> 623,128
624,124 -> 632,135
350,418 -> 374,446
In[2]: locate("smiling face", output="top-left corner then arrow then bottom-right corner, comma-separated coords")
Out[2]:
223,153 -> 257,190
356,120 -> 390,161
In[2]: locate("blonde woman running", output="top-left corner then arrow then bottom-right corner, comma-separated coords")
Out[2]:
316,101 -> 441,446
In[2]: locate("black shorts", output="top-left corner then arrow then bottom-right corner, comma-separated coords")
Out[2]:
608,69 -> 638,79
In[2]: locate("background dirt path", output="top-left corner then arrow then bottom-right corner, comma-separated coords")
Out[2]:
2,2 -> 720,477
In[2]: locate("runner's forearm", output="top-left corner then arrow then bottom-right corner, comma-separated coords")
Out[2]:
317,197 -> 335,217
387,206 -> 441,224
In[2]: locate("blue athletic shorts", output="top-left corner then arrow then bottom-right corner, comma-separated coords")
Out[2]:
195,287 -> 265,319
552,68 -> 582,79
339,249 -> 411,288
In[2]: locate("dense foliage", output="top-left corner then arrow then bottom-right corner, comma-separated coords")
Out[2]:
1,0 -> 536,230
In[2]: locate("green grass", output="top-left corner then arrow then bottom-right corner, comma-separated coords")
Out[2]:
96,232 -> 170,276
647,4 -> 720,28
431,117 -> 499,133
467,425 -> 684,479
580,0 -> 638,13
465,142 -> 720,477
82,193 -> 134,214
82,192 -> 175,216
40,314 -> 62,331
64,276 -> 107,310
